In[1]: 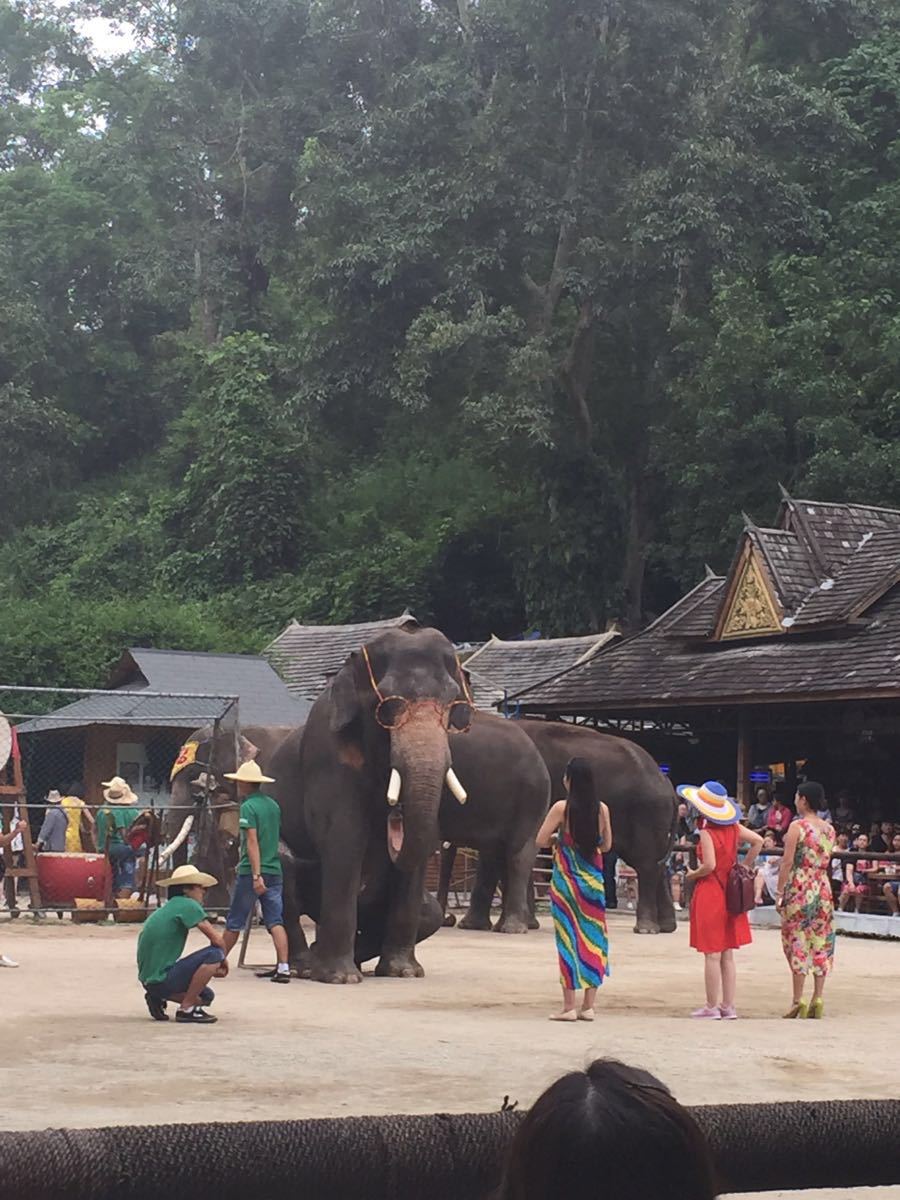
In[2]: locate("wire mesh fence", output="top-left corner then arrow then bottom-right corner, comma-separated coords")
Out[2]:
0,685 -> 240,918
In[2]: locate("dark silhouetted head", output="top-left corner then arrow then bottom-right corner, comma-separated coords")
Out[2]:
796,782 -> 824,814
563,757 -> 599,859
497,1059 -> 717,1200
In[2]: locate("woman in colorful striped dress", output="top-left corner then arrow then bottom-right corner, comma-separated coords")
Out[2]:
536,758 -> 612,1022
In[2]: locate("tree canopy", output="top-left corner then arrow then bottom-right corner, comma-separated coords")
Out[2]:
3,0 -> 900,685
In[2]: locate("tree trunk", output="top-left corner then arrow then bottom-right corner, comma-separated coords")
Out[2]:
622,471 -> 650,631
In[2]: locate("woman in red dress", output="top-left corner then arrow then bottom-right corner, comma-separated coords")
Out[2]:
678,781 -> 763,1020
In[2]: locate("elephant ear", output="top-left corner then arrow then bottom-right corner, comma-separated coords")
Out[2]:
329,653 -> 363,733
238,735 -> 259,764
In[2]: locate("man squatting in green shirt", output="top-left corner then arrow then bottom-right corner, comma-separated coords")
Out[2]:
220,761 -> 291,982
137,864 -> 227,1024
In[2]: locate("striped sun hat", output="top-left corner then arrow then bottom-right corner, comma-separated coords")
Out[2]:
676,780 -> 740,826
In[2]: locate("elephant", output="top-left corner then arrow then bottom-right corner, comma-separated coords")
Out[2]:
516,720 -> 678,934
433,713 -> 550,933
167,722 -> 442,966
165,723 -> 295,909
265,625 -> 549,984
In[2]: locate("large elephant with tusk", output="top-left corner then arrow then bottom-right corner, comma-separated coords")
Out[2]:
265,625 -> 549,983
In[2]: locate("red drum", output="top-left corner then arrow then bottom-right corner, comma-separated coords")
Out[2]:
36,852 -> 111,905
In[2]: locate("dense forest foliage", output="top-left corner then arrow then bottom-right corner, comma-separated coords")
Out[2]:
3,0 -> 900,686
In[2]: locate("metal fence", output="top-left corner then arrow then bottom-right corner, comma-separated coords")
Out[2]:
0,684 -> 241,917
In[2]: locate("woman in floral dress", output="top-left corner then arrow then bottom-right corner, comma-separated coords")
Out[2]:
775,781 -> 835,1019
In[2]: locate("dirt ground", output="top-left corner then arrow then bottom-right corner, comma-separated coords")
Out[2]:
0,912 -> 897,1196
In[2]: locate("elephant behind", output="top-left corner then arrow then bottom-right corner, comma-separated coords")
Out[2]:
516,720 -> 678,934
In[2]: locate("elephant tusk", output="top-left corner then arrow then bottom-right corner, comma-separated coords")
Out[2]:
158,814 -> 194,863
446,768 -> 467,804
387,768 -> 402,807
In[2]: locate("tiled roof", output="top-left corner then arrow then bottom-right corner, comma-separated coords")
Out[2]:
510,492 -> 900,714
658,577 -> 725,638
462,632 -> 619,707
264,613 -> 419,699
16,649 -> 310,733
511,582 -> 900,713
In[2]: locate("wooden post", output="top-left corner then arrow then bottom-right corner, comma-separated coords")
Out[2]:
736,709 -> 752,817
0,730 -> 42,913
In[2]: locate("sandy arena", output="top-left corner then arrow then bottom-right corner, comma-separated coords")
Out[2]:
1,913 -> 898,1196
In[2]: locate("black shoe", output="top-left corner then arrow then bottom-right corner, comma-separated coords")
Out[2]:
175,1007 -> 218,1024
255,967 -> 277,978
144,992 -> 169,1022
271,969 -> 291,983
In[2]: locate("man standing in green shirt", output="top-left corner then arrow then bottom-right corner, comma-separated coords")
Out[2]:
137,864 -> 226,1023
221,761 -> 290,982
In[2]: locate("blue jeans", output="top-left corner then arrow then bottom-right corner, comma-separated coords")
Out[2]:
144,945 -> 224,1005
108,842 -> 138,891
225,873 -> 284,932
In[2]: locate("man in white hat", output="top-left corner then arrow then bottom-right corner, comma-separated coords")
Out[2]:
138,864 -> 227,1023
220,761 -> 290,982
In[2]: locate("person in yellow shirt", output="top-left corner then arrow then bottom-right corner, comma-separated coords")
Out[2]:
60,783 -> 95,853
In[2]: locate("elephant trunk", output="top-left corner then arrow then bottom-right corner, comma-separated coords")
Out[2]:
387,707 -> 451,872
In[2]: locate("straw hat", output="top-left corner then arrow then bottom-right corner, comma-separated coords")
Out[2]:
100,776 -> 139,805
223,761 -> 274,785
676,780 -> 740,826
47,790 -> 62,804
157,864 -> 218,890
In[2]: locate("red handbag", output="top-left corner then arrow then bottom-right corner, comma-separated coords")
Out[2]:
726,863 -> 756,915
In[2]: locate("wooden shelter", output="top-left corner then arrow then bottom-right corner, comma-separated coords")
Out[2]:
509,493 -> 900,817
462,631 -> 619,710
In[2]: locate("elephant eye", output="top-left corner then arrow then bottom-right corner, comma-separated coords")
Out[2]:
445,701 -> 473,733
375,696 -> 411,730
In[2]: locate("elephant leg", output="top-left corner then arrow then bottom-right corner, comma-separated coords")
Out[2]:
656,865 -> 677,934
494,841 -> 533,935
280,854 -> 311,971
459,850 -> 498,931
375,864 -> 428,978
437,843 -> 458,927
634,862 -> 661,934
526,875 -> 540,930
304,835 -> 365,984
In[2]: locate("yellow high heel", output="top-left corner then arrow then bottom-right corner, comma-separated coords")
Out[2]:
784,1000 -> 809,1019
808,998 -> 824,1019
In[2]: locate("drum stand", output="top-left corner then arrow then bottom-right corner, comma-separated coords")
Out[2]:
0,736 -> 42,916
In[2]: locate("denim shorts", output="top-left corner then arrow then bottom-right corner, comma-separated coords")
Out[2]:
145,945 -> 224,1003
225,873 -> 284,931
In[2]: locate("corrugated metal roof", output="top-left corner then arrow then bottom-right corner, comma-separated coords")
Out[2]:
264,613 -> 419,699
16,649 -> 310,733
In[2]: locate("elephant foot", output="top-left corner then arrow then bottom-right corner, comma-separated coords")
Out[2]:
301,954 -> 363,985
658,917 -> 677,934
493,914 -> 529,935
374,952 -> 424,978
527,915 -> 540,931
634,922 -> 660,935
442,913 -> 457,927
458,912 -> 493,932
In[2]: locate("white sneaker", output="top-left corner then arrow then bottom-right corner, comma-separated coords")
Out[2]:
0,955 -> 19,968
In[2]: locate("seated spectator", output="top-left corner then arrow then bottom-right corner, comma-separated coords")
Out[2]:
870,822 -> 895,853
754,832 -> 781,906
747,786 -> 773,831
839,832 -> 872,913
831,832 -> 849,903
495,1058 -> 718,1200
766,796 -> 792,837
833,791 -> 855,829
880,832 -> 900,916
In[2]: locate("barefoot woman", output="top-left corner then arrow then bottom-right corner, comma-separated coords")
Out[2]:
536,758 -> 612,1022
